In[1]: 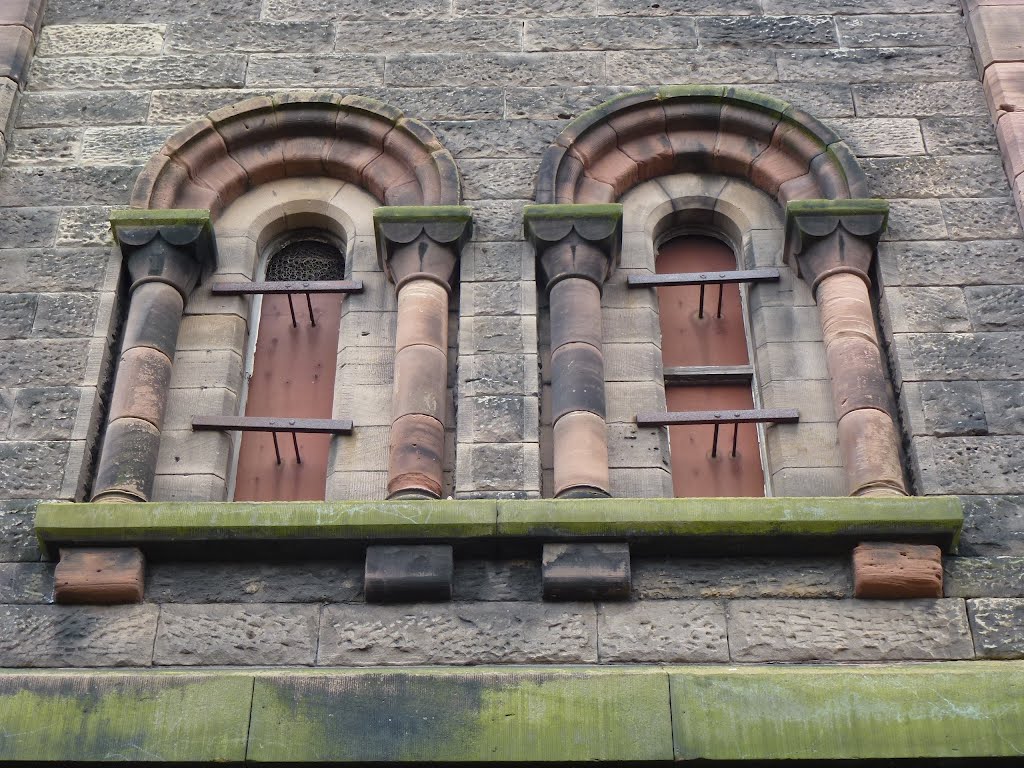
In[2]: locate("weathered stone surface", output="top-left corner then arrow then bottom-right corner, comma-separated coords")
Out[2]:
0,294 -> 36,339
246,55 -> 383,87
0,442 -> 71,498
526,16 -> 696,51
0,339 -> 89,386
0,389 -> 11,434
921,117 -> 998,155
453,559 -> 542,601
779,46 -> 975,83
55,206 -> 113,246
597,600 -> 728,662
456,0 -> 596,16
458,395 -> 536,442
966,286 -> 1024,330
764,0 -> 959,12
29,54 -> 247,90
6,128 -> 81,165
863,156 -> 1007,198
0,604 -> 158,666
16,90 -> 150,128
32,294 -> 98,337
607,50 -> 777,84
319,602 -> 597,664
0,562 -> 52,603
457,442 -> 538,494
915,436 -> 1024,495
0,501 -> 40,562
263,0 -> 447,21
166,21 -> 332,52
828,118 -> 924,157
891,240 -> 1024,286
896,332 -> 1024,382
0,166 -> 137,206
504,85 -> 637,119
946,557 -> 1024,598
981,381 -> 1024,435
154,604 -> 319,665
727,599 -> 974,662
598,0 -> 760,13
942,197 -> 1021,240
698,15 -> 836,47
37,24 -> 165,56
853,542 -> 943,599
10,387 -> 80,440
853,81 -> 988,117
632,557 -> 851,599
0,207 -> 59,248
968,598 -> 1024,658
882,198 -> 947,241
882,287 -> 969,333
460,159 -> 537,200
80,126 -> 177,165
364,544 -> 453,603
837,12 -> 966,48
45,0 -> 262,22
388,52 -> 604,87
2,247 -> 109,292
146,561 -> 363,603
458,354 -> 535,396
960,495 -> 1024,556
465,200 -> 526,242
431,119 -> 563,159
339,19 -> 519,53
902,381 -> 987,437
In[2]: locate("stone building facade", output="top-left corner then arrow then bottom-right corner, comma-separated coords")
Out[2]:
1,0 -> 1024,763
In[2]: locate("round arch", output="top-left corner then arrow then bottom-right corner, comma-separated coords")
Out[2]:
131,93 -> 462,217
534,85 -> 868,207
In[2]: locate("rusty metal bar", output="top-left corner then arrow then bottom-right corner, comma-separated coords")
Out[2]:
627,268 -> 781,288
292,431 -> 302,464
212,280 -> 364,295
716,282 -> 724,318
711,423 -> 720,458
732,422 -> 740,458
285,293 -> 297,327
636,408 -> 799,427
271,431 -> 282,465
664,365 -> 754,385
304,292 -> 316,327
698,283 -> 706,318
192,416 -> 354,434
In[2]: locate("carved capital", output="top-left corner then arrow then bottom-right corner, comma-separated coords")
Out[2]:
524,204 -> 622,292
784,199 -> 888,291
374,205 -> 472,293
110,209 -> 217,299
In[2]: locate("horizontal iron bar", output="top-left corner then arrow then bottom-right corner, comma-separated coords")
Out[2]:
664,365 -> 754,385
212,280 -> 364,295
192,416 -> 354,434
627,268 -> 781,288
636,408 -> 799,427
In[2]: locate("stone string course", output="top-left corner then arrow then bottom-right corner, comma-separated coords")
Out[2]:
0,0 -> 1022,668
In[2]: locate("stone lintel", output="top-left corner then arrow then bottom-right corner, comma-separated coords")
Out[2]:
364,544 -> 454,603
853,541 -> 943,599
542,542 -> 631,600
53,547 -> 145,605
110,208 -> 218,298
374,205 -> 472,291
784,198 -> 889,291
524,203 -> 623,291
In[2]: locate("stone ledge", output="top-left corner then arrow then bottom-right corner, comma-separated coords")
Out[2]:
35,496 -> 963,558
2,663 -> 1024,763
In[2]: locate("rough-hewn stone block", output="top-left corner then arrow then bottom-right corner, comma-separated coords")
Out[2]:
245,54 -> 383,87
966,285 -> 1024,330
166,20 -> 332,52
387,52 -> 603,87
827,117 -> 925,157
9,386 -> 80,439
0,604 -> 158,666
453,558 -> 541,601
154,604 -> 319,665
779,46 -> 976,83
80,126 -> 177,165
891,240 -> 1024,286
863,156 -> 1007,198
727,598 -> 974,662
881,198 -> 947,241
968,598 -> 1024,658
527,16 -> 696,51
698,15 -> 836,47
896,332 -> 1024,381
981,381 -> 1024,434
0,500 -> 40,561
16,90 -> 150,128
598,600 -> 728,662
0,207 -> 59,248
318,602 -> 597,664
607,50 -> 776,84
0,166 -> 137,207
28,54 -> 247,90
900,380 -> 987,437
262,0 -> 447,21
339,19 -> 519,53
6,127 -> 81,166
599,0 -> 760,15
837,12 -> 966,48
853,80 -> 988,117
0,562 -> 52,603
431,119 -> 564,158
632,557 -> 852,599
37,23 -> 165,56
921,116 -> 998,155
146,560 -> 362,603
882,286 -> 969,333
960,495 -> 1024,556
946,557 -> 1024,597
915,436 -> 1024,495
0,441 -> 71,498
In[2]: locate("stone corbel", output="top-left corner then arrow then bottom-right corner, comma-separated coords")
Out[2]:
525,204 -> 622,500
785,198 -> 888,290
375,206 -> 472,500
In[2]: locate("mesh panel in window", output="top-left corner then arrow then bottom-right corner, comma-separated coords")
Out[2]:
265,239 -> 345,282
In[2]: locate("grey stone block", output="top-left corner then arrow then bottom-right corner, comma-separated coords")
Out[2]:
80,126 -> 178,165
37,23 -> 165,56
461,316 -> 530,354
0,388 -> 11,434
32,294 -> 98,337
10,387 -> 81,440
0,605 -> 158,666
461,241 -> 531,281
6,128 -> 81,166
318,602 -> 597,665
607,50 -> 777,85
459,442 -> 538,493
460,159 -> 537,200
915,436 -> 1024,495
632,557 -> 852,599
836,12 -> 967,48
44,0 -> 262,22
921,117 -> 998,155
373,87 -> 505,120
903,381 -> 987,437
16,91 -> 151,128
154,604 -> 320,665
853,81 -> 988,117
862,156 -> 1007,199
779,46 -> 975,84
146,561 -> 363,603
452,559 -> 542,601
733,82 -> 856,118
968,598 -> 1024,659
0,442 -> 71,498
945,557 -> 1024,598
467,200 -> 527,242
960,495 -> 1024,556
882,287 -> 969,333
607,423 -> 669,470
0,339 -> 89,387
607,466 -> 673,498
0,294 -> 36,340
263,0 -> 447,21
246,55 -> 384,87
0,562 -> 52,603
882,199 -> 947,241
526,16 -> 696,51
365,545 -> 453,603
597,600 -> 729,663
827,117 -> 925,157
387,52 -> 604,87
966,286 -> 1024,331
338,19 -> 520,53
505,85 -> 633,119
166,21 -> 333,52
893,240 -> 1024,287
898,332 -> 1024,382
603,343 -> 662,382
1,247 -> 110,292
0,500 -> 40,562
941,198 -> 1021,240
0,166 -> 138,207
770,466 -> 847,496
457,395 -> 537,443
430,119 -> 564,158
981,381 -> 1024,435
55,206 -> 114,247
698,15 -> 836,48
598,0 -> 761,16
459,354 -> 537,396
0,207 -> 59,248
727,598 -> 974,662
543,543 -> 630,601
764,0 -> 959,13
29,55 -> 248,90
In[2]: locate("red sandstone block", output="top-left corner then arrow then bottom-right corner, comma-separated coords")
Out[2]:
996,111 -> 1024,184
985,62 -> 1024,118
853,542 -> 943,600
0,24 -> 33,85
968,6 -> 1024,68
0,0 -> 43,36
55,547 -> 145,605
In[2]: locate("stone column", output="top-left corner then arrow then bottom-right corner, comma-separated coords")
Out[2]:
91,210 -> 217,503
785,199 -> 907,498
375,206 -> 471,499
525,204 -> 622,498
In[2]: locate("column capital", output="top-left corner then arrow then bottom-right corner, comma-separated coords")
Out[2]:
784,198 -> 888,291
110,208 -> 217,299
374,205 -> 472,293
524,203 -> 622,292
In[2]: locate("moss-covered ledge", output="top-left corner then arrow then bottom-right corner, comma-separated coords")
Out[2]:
34,496 -> 963,558
1,663 -> 1023,763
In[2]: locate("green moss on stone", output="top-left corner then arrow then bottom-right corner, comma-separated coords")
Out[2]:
657,84 -> 727,101
722,86 -> 792,118
109,208 -> 211,228
787,198 -> 890,218
523,203 -> 623,221
373,205 -> 471,223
